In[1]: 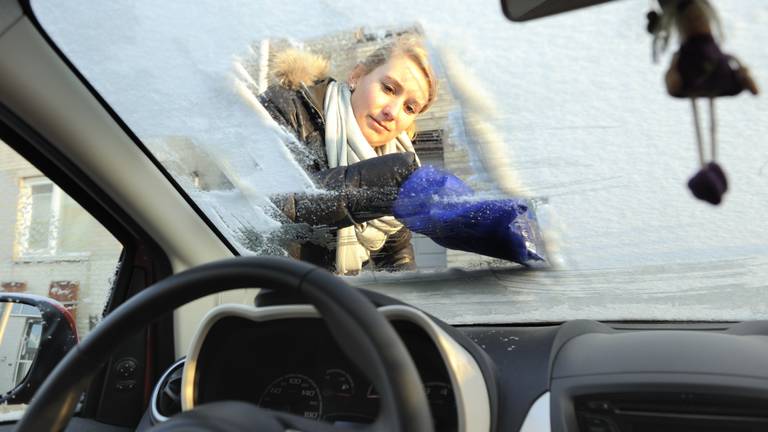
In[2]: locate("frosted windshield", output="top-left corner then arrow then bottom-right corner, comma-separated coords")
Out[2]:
33,0 -> 768,323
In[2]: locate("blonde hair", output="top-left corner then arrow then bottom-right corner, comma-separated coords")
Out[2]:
357,34 -> 438,115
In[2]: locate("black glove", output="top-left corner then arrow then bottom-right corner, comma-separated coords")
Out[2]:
273,152 -> 419,228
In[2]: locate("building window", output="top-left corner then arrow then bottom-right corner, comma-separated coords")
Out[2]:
17,177 -> 56,256
412,129 -> 444,158
10,304 -> 40,316
15,177 -> 91,259
411,130 -> 448,270
13,319 -> 43,386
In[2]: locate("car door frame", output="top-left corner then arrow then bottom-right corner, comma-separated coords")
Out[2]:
0,99 -> 174,427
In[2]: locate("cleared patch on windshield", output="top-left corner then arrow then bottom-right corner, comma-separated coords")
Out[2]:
221,25 -> 551,275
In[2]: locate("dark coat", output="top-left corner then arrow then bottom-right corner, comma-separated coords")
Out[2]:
258,78 -> 418,272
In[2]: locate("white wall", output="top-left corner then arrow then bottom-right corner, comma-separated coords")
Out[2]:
0,143 -> 122,339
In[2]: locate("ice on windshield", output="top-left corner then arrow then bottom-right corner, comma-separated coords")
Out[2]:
32,0 -> 768,323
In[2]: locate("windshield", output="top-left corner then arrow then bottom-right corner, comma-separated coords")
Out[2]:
33,0 -> 768,324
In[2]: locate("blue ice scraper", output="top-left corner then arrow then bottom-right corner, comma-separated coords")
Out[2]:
394,165 -> 545,266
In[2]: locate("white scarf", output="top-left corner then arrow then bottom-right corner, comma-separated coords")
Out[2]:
323,81 -> 420,275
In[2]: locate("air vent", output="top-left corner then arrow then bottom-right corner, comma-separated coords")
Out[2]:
150,358 -> 185,423
575,393 -> 768,432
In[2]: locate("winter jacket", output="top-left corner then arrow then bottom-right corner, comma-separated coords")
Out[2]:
257,52 -> 418,272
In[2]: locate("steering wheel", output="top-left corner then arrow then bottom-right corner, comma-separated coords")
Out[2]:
14,257 -> 434,432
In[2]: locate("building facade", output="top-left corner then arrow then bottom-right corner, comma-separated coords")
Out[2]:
0,141 -> 122,344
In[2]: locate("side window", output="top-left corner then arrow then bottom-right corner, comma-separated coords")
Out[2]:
0,138 -> 123,410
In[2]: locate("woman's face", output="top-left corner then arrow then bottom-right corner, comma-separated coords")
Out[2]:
349,55 -> 430,147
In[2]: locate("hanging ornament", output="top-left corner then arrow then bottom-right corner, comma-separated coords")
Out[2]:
648,0 -> 759,205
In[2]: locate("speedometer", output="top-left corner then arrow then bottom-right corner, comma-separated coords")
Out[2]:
258,374 -> 323,420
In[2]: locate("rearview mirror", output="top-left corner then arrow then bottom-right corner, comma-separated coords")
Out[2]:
501,0 -> 616,22
0,293 -> 78,405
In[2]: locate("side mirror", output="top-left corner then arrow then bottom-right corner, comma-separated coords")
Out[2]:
0,293 -> 78,404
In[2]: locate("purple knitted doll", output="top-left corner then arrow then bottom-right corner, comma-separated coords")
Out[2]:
650,0 -> 759,205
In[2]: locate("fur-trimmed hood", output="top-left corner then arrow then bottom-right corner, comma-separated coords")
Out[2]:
272,48 -> 330,90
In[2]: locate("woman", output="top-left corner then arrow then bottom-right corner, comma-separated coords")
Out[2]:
258,35 -> 438,275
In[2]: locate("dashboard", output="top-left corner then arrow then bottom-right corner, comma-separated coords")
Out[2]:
162,304 -> 491,432
141,304 -> 768,432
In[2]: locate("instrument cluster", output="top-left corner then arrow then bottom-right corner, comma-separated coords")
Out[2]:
193,317 -> 457,430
